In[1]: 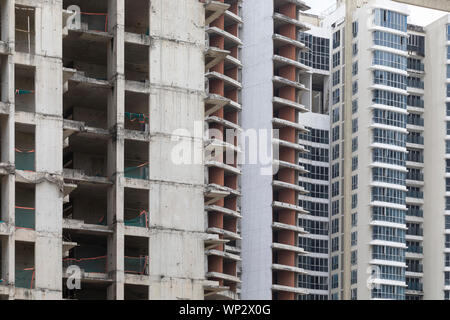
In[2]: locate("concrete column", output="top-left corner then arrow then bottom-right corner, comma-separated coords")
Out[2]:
33,0 -> 64,299
147,0 -> 206,300
106,0 -> 125,301
2,0 -> 15,300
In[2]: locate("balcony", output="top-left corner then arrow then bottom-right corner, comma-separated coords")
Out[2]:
15,206 -> 35,230
407,117 -> 424,127
15,268 -> 35,289
407,264 -> 423,273
406,190 -> 423,199
407,154 -> 423,164
124,255 -> 149,275
407,245 -> 423,254
407,135 -> 423,145
406,173 -> 423,181
407,78 -> 424,89
406,281 -> 423,292
406,208 -> 423,218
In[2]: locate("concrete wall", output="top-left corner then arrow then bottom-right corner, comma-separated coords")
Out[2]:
241,0 -> 274,300
147,0 -> 206,300
423,13 -> 450,300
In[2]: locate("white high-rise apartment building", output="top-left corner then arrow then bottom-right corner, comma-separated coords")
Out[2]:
291,0 -> 450,300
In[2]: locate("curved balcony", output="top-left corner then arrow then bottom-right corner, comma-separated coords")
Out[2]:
224,9 -> 243,25
273,13 -> 309,32
272,222 -> 308,235
205,47 -> 230,70
206,249 -> 241,262
272,263 -> 307,275
272,117 -> 308,133
273,96 -> 309,113
273,138 -> 308,153
205,160 -> 241,176
273,201 -> 308,214
272,242 -> 308,255
205,204 -> 242,219
273,33 -> 306,51
204,0 -> 230,25
207,227 -> 242,241
272,284 -> 308,295
273,76 -> 308,91
272,180 -> 308,195
273,54 -> 309,72
206,26 -> 243,48
205,71 -> 242,90
273,159 -> 308,174
206,271 -> 241,284
224,54 -> 242,69
205,115 -> 241,131
274,0 -> 310,11
205,93 -> 230,117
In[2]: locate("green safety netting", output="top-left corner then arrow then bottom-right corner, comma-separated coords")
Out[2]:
15,268 -> 35,289
15,89 -> 34,95
124,256 -> 148,275
124,164 -> 149,180
125,211 -> 149,228
81,12 -> 108,32
15,149 -> 35,171
15,206 -> 35,230
125,112 -> 149,124
63,256 -> 107,273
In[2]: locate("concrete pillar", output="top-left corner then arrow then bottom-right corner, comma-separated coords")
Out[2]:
2,0 -> 15,300
33,0 -> 64,299
148,0 -> 206,300
106,0 -> 125,300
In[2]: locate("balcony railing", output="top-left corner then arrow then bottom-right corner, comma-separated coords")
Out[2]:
406,208 -> 423,217
407,78 -> 424,89
407,245 -> 423,254
406,228 -> 423,236
407,117 -> 424,126
407,154 -> 423,163
15,268 -> 35,289
407,98 -> 424,108
124,256 -> 149,275
407,135 -> 424,145
15,148 -> 35,171
15,206 -> 35,230
407,60 -> 424,72
407,264 -> 423,273
124,163 -> 149,180
124,210 -> 149,228
406,190 -> 423,199
63,256 -> 107,273
406,173 -> 423,181
407,282 -> 423,291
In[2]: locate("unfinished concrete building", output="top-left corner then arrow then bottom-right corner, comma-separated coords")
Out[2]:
241,0 -> 312,300
0,0 -> 219,300
203,0 -> 243,300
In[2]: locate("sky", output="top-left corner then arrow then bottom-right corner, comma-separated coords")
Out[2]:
303,0 -> 447,26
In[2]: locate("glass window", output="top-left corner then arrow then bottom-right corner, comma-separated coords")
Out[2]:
332,70 -> 340,86
373,50 -> 407,70
373,89 -> 407,109
373,31 -> 406,51
373,70 -> 407,90
333,51 -> 341,68
373,109 -> 407,128
352,156 -> 358,171
373,9 -> 407,32
299,33 -> 330,71
333,30 -> 341,49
